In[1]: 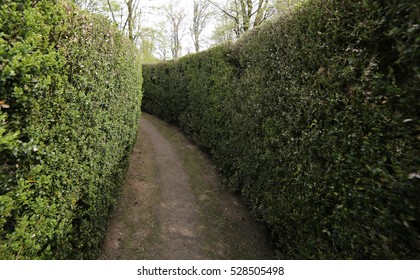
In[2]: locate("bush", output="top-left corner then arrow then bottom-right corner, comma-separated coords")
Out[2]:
0,0 -> 142,259
142,0 -> 419,259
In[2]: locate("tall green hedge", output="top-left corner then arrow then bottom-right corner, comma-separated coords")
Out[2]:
0,0 -> 142,259
142,0 -> 419,259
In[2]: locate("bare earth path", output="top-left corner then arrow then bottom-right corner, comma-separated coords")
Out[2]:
101,113 -> 275,260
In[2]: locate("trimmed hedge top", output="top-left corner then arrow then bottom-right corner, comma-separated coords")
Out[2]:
142,0 -> 419,259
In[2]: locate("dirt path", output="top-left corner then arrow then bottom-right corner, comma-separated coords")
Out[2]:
100,113 -> 275,260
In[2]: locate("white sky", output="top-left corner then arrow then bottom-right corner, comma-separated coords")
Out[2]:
140,0 -> 217,55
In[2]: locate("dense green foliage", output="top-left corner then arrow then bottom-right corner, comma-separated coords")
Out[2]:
143,0 -> 419,259
0,0 -> 142,259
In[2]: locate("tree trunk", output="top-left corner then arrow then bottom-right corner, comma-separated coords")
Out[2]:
127,0 -> 134,41
193,1 -> 200,52
254,0 -> 268,27
106,0 -> 117,24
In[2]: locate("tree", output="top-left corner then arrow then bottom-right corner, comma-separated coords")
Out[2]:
191,0 -> 213,52
275,0 -> 304,15
210,15 -> 235,44
105,0 -> 118,23
74,0 -> 103,12
124,0 -> 141,42
75,0 -> 141,43
163,1 -> 186,59
138,27 -> 161,63
208,0 -> 276,38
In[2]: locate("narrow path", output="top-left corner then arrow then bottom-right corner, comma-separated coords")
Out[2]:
101,113 -> 275,260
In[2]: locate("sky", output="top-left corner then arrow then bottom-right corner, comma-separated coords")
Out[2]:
139,0 -> 217,56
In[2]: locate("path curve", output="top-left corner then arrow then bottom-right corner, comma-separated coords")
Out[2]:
101,113 -> 275,260
140,116 -> 204,259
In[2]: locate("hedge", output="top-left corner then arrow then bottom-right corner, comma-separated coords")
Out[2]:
0,0 -> 142,259
142,0 -> 419,259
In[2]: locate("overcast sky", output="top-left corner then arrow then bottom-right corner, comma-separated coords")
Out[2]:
140,0 -> 217,55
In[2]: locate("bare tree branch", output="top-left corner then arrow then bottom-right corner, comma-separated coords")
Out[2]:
209,0 -> 275,38
106,0 -> 117,24
191,0 -> 212,52
163,1 -> 186,59
208,0 -> 237,21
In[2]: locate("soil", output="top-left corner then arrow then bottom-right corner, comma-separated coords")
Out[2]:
100,113 -> 275,260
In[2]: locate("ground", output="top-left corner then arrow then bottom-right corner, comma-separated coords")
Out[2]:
100,113 -> 275,260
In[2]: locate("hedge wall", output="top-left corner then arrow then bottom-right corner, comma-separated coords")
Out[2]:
142,0 -> 419,259
0,0 -> 142,259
